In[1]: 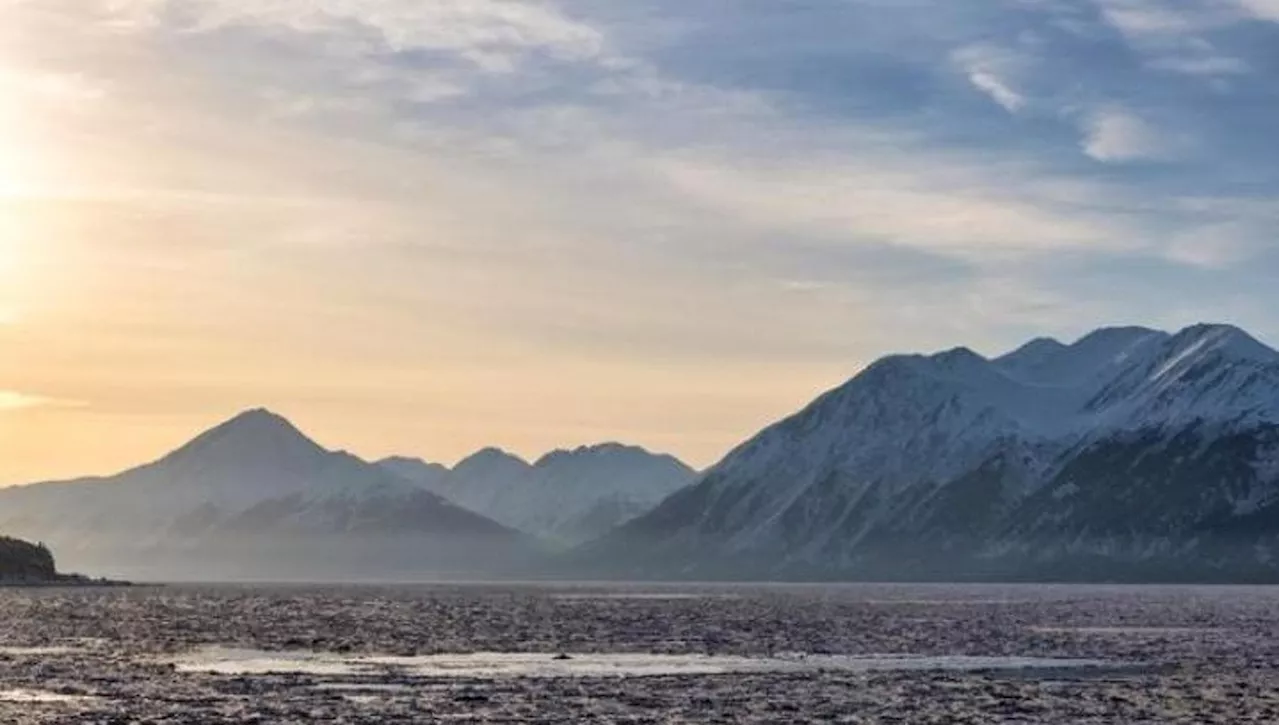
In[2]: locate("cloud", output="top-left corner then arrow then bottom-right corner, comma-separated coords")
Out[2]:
0,70 -> 106,103
1092,0 -> 1268,80
1092,0 -> 1271,40
1096,2 -> 1196,38
968,71 -> 1026,112
121,0 -> 608,67
952,45 -> 1027,112
1233,0 -> 1280,21
1165,226 -> 1251,268
0,392 -> 85,411
1159,199 -> 1276,268
649,152 -> 1142,260
1147,55 -> 1249,76
1080,108 -> 1178,162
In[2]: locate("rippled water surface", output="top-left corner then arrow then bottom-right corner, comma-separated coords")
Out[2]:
0,582 -> 1272,723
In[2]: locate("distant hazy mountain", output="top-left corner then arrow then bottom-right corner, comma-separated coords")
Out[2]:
0,410 -> 532,581
377,456 -> 449,490
380,444 -> 696,545
580,323 -> 1278,583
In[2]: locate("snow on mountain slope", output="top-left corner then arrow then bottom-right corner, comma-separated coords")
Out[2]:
582,323 -> 1277,582
433,448 -> 536,516
995,326 -> 1167,386
521,444 -> 697,543
1078,324 -> 1277,431
381,444 -> 696,545
376,456 -> 449,490
0,410 -> 529,580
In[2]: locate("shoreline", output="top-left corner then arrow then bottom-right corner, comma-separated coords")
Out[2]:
0,575 -> 133,588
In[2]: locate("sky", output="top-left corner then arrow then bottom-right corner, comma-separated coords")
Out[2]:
0,0 -> 1275,483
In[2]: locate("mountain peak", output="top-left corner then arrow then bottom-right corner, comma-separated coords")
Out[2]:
377,455 -> 444,469
533,442 -> 648,467
210,407 -> 313,442
929,346 -> 988,368
995,336 -> 1066,365
1069,325 -> 1167,351
224,407 -> 294,428
591,321 -> 1277,582
454,447 -> 530,474
159,408 -> 326,471
1168,323 -> 1276,364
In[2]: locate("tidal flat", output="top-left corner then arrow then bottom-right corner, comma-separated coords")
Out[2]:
0,582 -> 1273,723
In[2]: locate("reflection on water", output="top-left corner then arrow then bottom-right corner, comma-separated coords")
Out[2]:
550,593 -> 734,600
0,646 -> 80,656
0,689 -> 96,703
1028,626 -> 1220,635
167,646 -> 1130,679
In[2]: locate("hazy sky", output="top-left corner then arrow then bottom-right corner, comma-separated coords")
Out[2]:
1,0 -> 1276,483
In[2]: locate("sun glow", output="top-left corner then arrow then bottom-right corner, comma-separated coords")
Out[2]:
0,219 -> 13,264
0,153 -> 24,293
0,206 -> 25,322
0,71 -> 54,312
0,212 -> 19,275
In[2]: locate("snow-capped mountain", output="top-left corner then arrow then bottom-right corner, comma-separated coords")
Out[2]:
379,444 -> 696,545
0,409 -> 531,581
580,323 -> 1278,582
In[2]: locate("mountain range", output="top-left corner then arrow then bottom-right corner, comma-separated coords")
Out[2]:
0,410 -> 533,580
378,445 -> 695,545
0,322 -> 1273,583
577,323 -> 1278,582
0,409 -> 694,580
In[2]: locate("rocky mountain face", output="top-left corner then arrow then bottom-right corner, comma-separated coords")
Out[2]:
580,324 -> 1278,582
0,410 -> 533,581
380,444 -> 696,546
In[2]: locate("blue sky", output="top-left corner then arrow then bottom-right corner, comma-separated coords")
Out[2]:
0,0 -> 1275,478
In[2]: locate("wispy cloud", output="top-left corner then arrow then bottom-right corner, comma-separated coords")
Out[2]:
1165,225 -> 1253,268
1079,107 -> 1179,162
1233,0 -> 1280,21
649,152 -> 1140,259
108,0 -> 607,62
0,69 -> 106,103
0,392 -> 85,411
311,5 -> 592,79
1146,55 -> 1249,76
1092,0 -> 1269,81
952,45 -> 1027,113
1096,1 -> 1199,38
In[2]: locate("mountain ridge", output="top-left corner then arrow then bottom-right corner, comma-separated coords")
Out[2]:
0,321 -> 1271,583
577,322 -> 1277,582
381,442 -> 697,546
0,410 -> 535,581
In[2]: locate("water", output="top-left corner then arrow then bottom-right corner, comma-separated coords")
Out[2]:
0,582 -> 1271,723
165,646 -> 1121,678
0,690 -> 96,703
